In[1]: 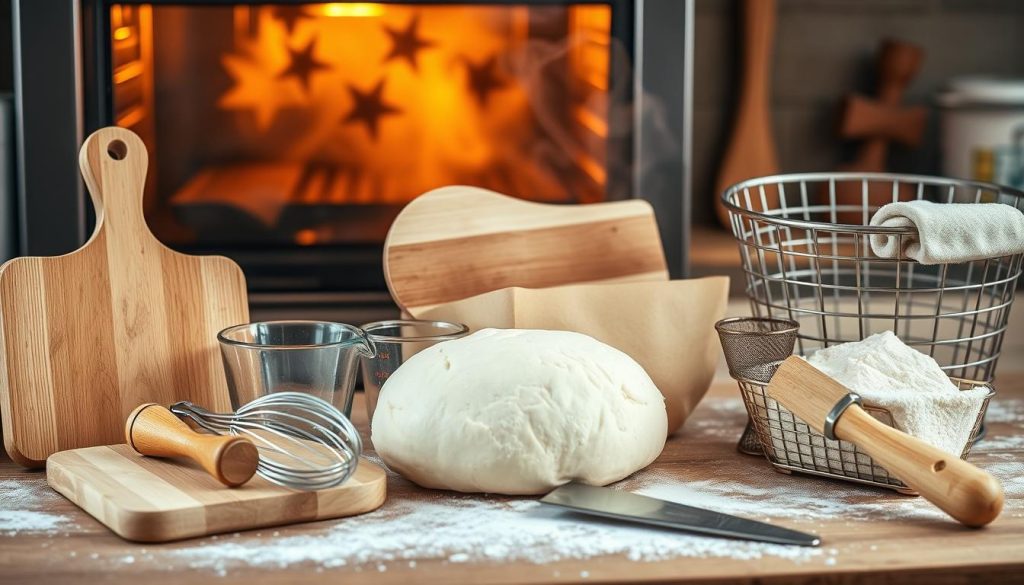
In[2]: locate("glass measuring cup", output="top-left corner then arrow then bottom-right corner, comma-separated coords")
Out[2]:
359,320 -> 469,424
218,321 -> 375,417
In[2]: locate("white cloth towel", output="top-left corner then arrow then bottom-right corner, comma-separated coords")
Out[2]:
869,200 -> 1024,264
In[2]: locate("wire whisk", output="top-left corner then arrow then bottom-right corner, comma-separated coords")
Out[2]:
171,391 -> 362,491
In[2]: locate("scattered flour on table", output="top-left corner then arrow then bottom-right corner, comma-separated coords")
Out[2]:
165,453 -> 1024,576
0,510 -> 67,534
982,462 -> 1024,498
985,399 -> 1024,425
0,479 -> 72,535
687,397 -> 750,440
170,490 -> 821,574
806,331 -> 989,456
974,399 -> 1024,451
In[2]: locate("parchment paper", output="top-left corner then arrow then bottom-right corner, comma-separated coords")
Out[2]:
415,277 -> 730,434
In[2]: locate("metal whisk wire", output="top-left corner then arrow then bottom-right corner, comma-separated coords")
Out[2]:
171,392 -> 362,491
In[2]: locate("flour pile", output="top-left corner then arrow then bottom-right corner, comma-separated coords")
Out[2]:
806,330 -> 989,456
0,479 -> 72,535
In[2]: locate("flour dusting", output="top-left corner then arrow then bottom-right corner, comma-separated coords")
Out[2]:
166,449 -> 1024,577
985,399 -> 1024,423
0,510 -> 68,534
974,398 -> 1024,451
0,478 -> 72,535
170,492 -> 820,574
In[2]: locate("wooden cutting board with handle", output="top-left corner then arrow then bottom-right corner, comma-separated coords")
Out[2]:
47,444 -> 387,542
384,186 -> 669,314
0,127 -> 249,468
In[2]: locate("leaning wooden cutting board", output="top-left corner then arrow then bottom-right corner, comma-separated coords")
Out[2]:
47,444 -> 387,542
384,186 -> 669,314
0,127 -> 249,467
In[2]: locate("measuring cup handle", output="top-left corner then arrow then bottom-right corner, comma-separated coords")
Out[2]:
356,327 -> 377,358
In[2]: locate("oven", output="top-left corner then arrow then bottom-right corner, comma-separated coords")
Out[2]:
11,0 -> 692,321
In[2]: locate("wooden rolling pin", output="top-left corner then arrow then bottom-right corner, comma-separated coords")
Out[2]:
767,357 -> 1003,528
125,403 -> 259,487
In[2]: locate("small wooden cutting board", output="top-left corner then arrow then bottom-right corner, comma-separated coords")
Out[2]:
0,127 -> 249,467
47,444 -> 387,542
384,186 -> 669,314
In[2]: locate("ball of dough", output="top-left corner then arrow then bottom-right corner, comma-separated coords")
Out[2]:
371,328 -> 667,495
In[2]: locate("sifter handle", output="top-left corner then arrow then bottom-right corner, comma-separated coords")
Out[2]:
125,403 -> 258,487
835,406 -> 1003,528
768,357 -> 1003,527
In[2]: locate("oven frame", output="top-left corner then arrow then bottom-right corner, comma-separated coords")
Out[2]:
12,0 -> 692,314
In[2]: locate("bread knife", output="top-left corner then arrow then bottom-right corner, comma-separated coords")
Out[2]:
540,482 -> 821,547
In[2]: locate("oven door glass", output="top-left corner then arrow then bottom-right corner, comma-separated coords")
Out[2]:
109,3 -> 624,268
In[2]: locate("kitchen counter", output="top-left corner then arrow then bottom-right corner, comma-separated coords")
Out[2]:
2,375 -> 1023,585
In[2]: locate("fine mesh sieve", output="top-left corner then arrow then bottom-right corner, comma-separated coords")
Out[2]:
715,317 -> 799,455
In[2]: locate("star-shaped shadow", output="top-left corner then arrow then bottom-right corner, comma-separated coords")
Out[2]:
273,6 -> 312,35
220,52 -> 304,131
343,79 -> 402,140
383,15 -> 435,70
278,37 -> 332,93
464,54 -> 508,107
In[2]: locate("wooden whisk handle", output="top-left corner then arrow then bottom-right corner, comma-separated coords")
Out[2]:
125,403 -> 258,487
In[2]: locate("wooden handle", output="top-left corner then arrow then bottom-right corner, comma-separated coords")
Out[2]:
712,0 -> 780,227
876,39 -> 924,103
125,404 -> 258,487
740,0 -> 777,105
834,406 -> 1003,527
78,127 -> 153,245
833,39 -> 924,191
839,96 -> 928,146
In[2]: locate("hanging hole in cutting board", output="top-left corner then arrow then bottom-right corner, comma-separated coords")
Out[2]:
933,460 -> 947,472
107,139 -> 127,160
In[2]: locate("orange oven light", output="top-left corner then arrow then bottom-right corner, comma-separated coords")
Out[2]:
295,229 -> 318,246
319,3 -> 384,18
113,26 -> 132,41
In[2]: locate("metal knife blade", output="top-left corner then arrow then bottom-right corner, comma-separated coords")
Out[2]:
540,482 -> 821,547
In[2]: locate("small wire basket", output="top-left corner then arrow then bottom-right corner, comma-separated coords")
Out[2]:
722,172 -> 1024,382
738,376 -> 994,495
716,316 -> 996,494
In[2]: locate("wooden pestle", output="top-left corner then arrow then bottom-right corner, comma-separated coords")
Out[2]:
767,357 -> 1003,528
714,0 -> 781,228
125,403 -> 259,487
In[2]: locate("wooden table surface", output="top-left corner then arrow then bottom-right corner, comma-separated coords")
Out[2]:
2,375 -> 1023,585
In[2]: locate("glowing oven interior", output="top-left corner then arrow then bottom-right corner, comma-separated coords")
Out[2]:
110,3 -> 616,247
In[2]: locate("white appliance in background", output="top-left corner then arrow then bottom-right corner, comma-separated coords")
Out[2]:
938,77 -> 1024,190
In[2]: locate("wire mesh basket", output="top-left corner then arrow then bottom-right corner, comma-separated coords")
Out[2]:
737,375 -> 994,494
714,315 -> 996,493
722,172 -> 1024,382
